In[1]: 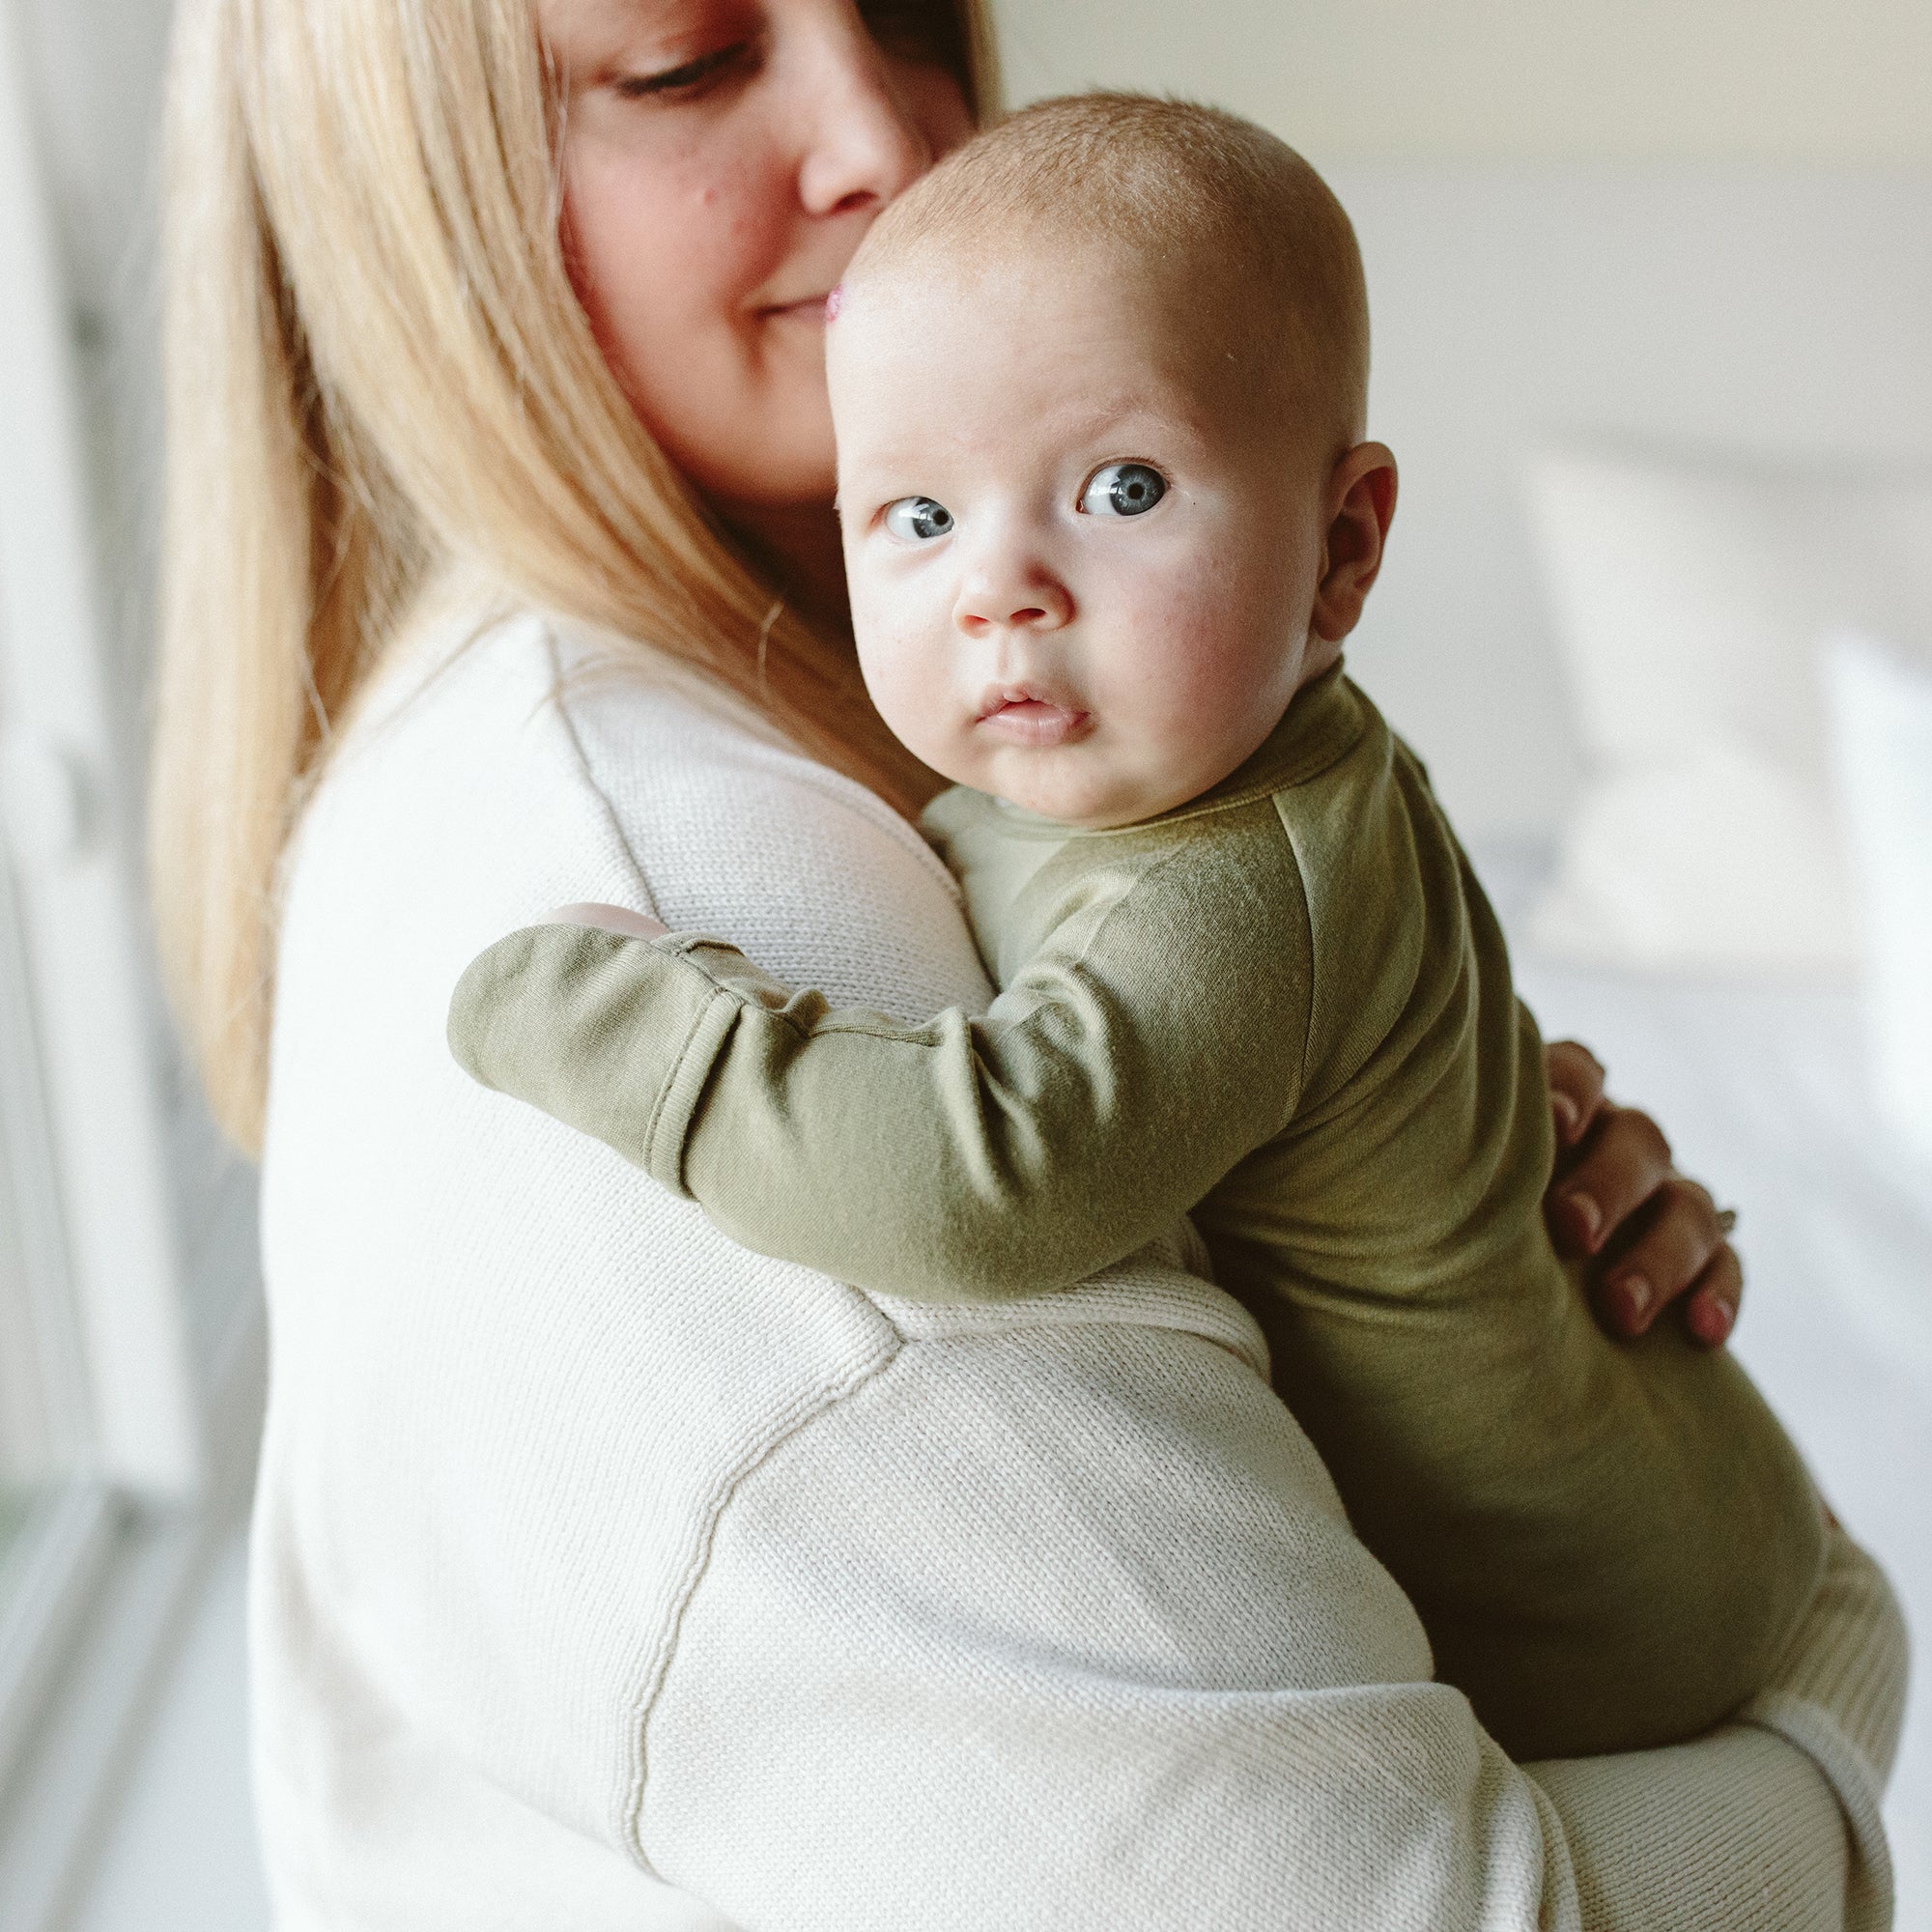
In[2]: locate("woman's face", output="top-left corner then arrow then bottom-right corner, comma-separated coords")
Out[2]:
540,0 -> 976,515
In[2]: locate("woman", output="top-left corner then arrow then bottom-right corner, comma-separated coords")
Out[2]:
152,1 -> 1903,1926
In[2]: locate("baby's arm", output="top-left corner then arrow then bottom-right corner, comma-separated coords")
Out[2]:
449,857 -> 1309,1302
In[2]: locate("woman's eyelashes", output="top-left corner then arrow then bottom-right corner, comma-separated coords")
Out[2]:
611,0 -> 947,105
883,496 -> 955,543
1080,462 -> 1168,518
612,39 -> 759,101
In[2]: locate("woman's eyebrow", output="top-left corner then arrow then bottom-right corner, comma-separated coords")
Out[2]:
547,0 -> 709,77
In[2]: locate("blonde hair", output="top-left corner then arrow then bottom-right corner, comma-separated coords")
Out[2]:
153,0 -> 999,1152
848,94 -> 1369,453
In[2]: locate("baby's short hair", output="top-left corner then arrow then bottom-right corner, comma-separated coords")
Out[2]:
846,94 -> 1371,458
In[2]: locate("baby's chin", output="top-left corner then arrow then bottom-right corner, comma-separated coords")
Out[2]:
896,709 -> 1184,827
964,747 -> 1175,831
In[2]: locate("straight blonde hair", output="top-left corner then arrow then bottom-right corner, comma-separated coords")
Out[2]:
152,0 -> 999,1153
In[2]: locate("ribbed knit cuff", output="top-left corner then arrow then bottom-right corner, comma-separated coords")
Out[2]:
638,958 -> 742,1196
1741,1527 -> 1910,1932
1753,1527 -> 1910,1788
449,925 -> 747,1197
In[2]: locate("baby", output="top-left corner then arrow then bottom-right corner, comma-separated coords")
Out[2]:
451,95 -> 1824,1760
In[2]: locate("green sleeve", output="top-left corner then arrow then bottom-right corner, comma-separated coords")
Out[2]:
448,857 -> 1310,1301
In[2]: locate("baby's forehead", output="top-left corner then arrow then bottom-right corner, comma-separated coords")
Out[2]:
832,238 -> 1283,442
839,232 -> 1245,366
847,218 -> 1245,316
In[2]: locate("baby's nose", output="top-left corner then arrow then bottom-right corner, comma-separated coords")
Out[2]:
953,562 -> 1073,637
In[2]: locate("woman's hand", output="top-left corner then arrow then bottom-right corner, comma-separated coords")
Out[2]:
1543,1041 -> 1742,1349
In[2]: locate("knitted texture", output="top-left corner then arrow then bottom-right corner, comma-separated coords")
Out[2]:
1744,1532 -> 1913,1932
449,667 -> 1825,1760
254,583 -> 1905,1930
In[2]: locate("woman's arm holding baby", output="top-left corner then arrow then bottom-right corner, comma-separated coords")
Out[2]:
637,1304 -> 1901,1932
1526,1523 -> 1906,1932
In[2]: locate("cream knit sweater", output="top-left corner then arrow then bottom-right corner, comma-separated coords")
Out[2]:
254,583 -> 1907,1931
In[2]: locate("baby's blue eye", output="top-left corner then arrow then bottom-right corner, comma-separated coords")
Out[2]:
1080,462 -> 1168,518
883,497 -> 955,543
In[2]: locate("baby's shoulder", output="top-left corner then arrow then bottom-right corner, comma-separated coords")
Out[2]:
994,805 -> 1310,993
1269,698 -> 1466,948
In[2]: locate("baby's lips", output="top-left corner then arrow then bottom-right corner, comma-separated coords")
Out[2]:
975,696 -> 1093,750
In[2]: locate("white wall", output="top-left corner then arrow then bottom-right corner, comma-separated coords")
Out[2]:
1327,165 -> 1932,836
993,0 -> 1932,162
12,0 -> 171,788
68,1529 -> 269,1932
14,0 -> 172,313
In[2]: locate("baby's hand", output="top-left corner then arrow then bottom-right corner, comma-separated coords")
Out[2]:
547,902 -> 669,943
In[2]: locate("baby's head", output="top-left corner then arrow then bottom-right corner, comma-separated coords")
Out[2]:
827,95 -> 1396,829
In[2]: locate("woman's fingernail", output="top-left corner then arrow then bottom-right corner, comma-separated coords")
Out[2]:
1617,1275 -> 1653,1326
1693,1299 -> 1735,1345
1551,1094 -> 1579,1142
1567,1193 -> 1603,1248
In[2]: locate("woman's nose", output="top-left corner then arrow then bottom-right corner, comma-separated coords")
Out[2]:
794,5 -> 933,219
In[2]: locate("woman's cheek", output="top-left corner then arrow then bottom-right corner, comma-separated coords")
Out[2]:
562,137 -> 799,485
891,59 -> 978,165
565,158 -> 696,394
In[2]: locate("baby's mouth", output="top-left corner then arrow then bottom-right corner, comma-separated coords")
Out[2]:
975,687 -> 1093,750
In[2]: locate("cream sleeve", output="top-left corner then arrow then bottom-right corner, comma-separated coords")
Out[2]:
1528,1528 -> 1906,1932
635,1304 -> 1902,1932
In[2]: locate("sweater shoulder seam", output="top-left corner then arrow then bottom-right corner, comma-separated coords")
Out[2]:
542,629 -> 668,922
626,1296 -> 1270,1871
546,626 -> 966,910
625,1313 -> 907,1873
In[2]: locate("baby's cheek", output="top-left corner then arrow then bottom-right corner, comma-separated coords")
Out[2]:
1127,593 -> 1243,717
854,604 -> 926,707
860,635 -> 980,783
1143,602 -> 1293,788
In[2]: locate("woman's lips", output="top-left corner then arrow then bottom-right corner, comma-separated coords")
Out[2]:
759,295 -> 833,325
976,696 -> 1093,749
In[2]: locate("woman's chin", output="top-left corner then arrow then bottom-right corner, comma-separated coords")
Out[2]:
664,384 -> 838,514
701,461 -> 841,526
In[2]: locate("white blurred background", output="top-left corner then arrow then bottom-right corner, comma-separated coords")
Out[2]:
0,1 -> 1927,1926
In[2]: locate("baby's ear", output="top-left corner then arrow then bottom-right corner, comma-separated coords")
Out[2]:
1311,442 -> 1398,644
